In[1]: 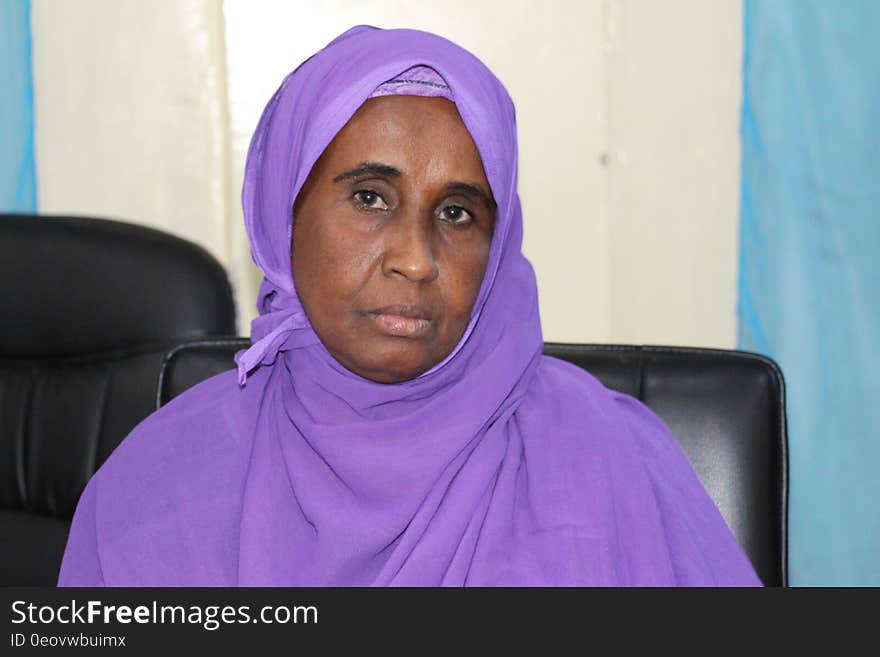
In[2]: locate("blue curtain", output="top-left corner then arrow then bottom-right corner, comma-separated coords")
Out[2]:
740,0 -> 880,585
0,0 -> 36,212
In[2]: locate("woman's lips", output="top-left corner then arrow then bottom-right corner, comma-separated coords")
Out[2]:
366,306 -> 433,338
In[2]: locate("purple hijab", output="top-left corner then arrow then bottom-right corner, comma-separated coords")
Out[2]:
58,26 -> 761,586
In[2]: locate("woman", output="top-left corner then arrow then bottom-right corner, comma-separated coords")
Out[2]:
58,25 -> 761,586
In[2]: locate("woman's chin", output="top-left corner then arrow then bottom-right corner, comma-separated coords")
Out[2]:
344,348 -> 435,384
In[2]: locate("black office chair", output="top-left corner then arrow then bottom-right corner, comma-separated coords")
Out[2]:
0,214 -> 237,585
158,338 -> 789,586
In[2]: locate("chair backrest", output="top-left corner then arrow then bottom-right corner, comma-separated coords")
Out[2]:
158,339 -> 788,586
0,214 -> 237,585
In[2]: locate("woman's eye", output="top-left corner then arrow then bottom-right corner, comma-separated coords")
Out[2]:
354,190 -> 388,210
440,205 -> 473,225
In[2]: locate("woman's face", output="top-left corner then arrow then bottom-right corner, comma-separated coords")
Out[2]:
292,95 -> 495,383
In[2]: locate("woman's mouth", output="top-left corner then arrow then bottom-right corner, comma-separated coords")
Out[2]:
366,305 -> 433,338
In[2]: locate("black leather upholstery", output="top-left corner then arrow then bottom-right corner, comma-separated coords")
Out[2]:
0,214 -> 237,585
158,339 -> 788,586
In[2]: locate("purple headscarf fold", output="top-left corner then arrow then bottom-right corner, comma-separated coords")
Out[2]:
57,25 -> 762,586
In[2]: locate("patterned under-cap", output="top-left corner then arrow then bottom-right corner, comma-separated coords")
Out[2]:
369,64 -> 454,102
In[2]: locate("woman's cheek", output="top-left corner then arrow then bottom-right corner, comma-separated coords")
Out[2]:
323,232 -> 380,301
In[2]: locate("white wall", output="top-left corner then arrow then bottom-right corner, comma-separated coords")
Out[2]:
605,0 -> 742,347
30,0 -> 238,323
32,0 -> 743,347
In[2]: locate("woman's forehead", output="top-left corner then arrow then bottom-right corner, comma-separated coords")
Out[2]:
322,97 -> 487,176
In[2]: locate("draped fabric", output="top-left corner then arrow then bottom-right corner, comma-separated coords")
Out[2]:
58,26 -> 760,586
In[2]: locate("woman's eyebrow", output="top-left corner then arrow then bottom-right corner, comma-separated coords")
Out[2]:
446,182 -> 496,211
333,161 -> 401,182
333,162 -> 496,210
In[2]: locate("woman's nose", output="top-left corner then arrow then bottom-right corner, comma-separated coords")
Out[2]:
381,215 -> 439,283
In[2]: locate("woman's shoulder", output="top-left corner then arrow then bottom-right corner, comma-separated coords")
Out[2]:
106,367 -> 258,466
527,354 -> 684,457
532,354 -> 660,417
60,367 -> 264,585
87,366 -> 267,517
529,355 -> 760,585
